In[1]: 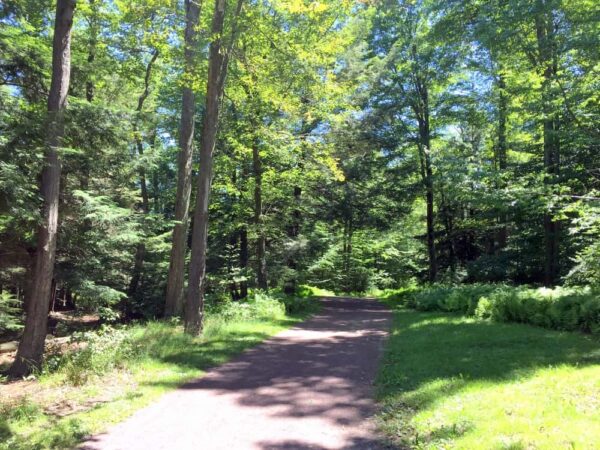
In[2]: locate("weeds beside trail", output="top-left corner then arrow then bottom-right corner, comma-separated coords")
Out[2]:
0,291 -> 319,450
376,301 -> 600,449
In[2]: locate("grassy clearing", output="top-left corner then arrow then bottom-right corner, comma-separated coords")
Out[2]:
376,307 -> 600,449
0,293 -> 318,450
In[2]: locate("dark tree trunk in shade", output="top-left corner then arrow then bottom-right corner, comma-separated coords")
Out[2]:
253,140 -> 268,290
417,92 -> 437,282
495,71 -> 508,251
9,0 -> 76,377
284,186 -> 301,294
407,43 -> 437,283
536,7 -> 560,286
228,233 -> 240,300
239,226 -> 249,299
85,0 -> 98,103
440,189 -> 456,272
128,51 -> 159,304
341,216 -> 353,292
185,0 -> 243,335
164,0 -> 202,317
80,0 -> 98,229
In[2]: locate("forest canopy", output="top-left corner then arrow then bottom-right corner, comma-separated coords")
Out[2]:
0,0 -> 598,375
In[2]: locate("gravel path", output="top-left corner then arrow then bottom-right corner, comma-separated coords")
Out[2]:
80,297 -> 393,450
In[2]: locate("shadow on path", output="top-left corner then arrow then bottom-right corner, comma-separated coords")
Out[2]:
81,297 -> 393,450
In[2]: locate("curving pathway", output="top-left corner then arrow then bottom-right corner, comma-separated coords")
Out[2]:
80,297 -> 392,450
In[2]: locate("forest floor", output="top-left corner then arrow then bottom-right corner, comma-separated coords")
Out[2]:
78,297 -> 392,449
0,311 -> 100,368
376,307 -> 600,449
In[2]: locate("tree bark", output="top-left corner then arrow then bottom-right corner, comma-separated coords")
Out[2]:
284,186 -> 301,294
424,152 -> 437,282
409,46 -> 437,283
495,71 -> 508,250
342,218 -> 349,274
9,0 -> 75,377
440,188 -> 456,272
418,92 -> 437,282
85,0 -> 98,102
80,0 -> 97,228
536,6 -> 560,286
253,140 -> 268,290
239,226 -> 249,299
185,0 -> 242,335
164,0 -> 202,317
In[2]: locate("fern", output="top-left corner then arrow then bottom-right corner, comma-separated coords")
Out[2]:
0,291 -> 23,334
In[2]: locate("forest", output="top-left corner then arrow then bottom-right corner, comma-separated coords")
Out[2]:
0,0 -> 599,449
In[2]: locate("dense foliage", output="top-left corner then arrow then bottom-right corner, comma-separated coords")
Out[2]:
0,0 -> 598,371
383,283 -> 600,334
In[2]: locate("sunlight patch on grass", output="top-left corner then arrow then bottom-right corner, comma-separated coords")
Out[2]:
377,310 -> 600,449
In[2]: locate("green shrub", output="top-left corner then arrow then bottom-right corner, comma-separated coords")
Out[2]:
53,325 -> 141,385
385,283 -> 600,335
409,284 -> 498,315
380,284 -> 421,305
279,295 -> 315,314
272,288 -> 321,315
296,285 -> 336,298
478,286 -> 600,333
0,292 -> 22,334
40,290 -> 319,385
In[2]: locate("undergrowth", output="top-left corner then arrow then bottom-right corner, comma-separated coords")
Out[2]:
381,283 -> 600,334
0,290 -> 319,449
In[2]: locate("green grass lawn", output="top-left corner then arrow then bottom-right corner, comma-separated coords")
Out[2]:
376,309 -> 600,449
0,301 -> 313,450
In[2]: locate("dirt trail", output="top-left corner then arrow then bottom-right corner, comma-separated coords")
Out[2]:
80,297 -> 393,450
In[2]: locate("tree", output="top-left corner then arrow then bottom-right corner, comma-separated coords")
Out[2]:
164,0 -> 202,317
185,0 -> 243,335
1,0 -> 599,357
534,0 -> 561,286
127,49 -> 160,304
366,0 -> 463,282
10,0 -> 76,377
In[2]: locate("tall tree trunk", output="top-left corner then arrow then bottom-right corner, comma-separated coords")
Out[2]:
284,186 -> 301,294
9,0 -> 75,377
164,0 -> 202,317
419,105 -> 437,282
85,0 -> 98,102
495,71 -> 508,251
536,7 -> 560,286
228,232 -> 240,300
126,136 -> 151,304
411,58 -> 437,283
424,155 -> 436,282
342,218 -> 349,274
253,140 -> 267,290
128,50 -> 159,303
79,0 -> 97,233
235,160 -> 249,299
239,226 -> 248,299
185,0 -> 242,335
346,218 -> 354,292
440,188 -> 456,272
